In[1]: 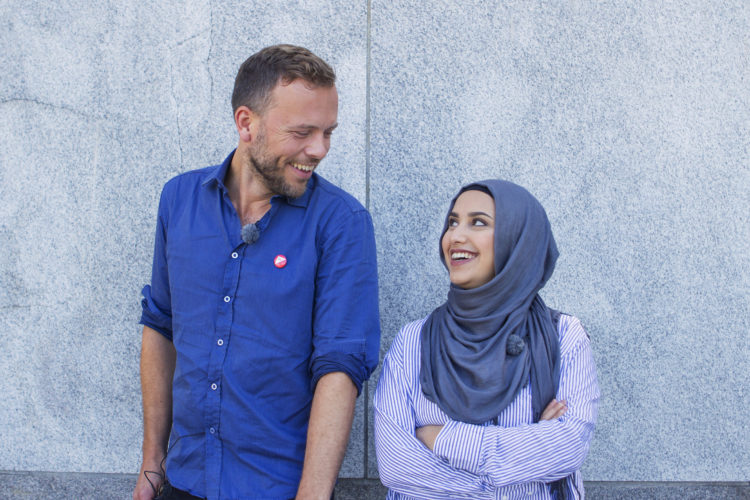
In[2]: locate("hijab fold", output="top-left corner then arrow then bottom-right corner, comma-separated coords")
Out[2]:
420,180 -> 561,424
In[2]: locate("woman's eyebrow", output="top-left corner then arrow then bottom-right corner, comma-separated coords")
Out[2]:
468,211 -> 493,218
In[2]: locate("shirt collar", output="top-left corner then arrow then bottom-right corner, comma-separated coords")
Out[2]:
201,149 -> 313,208
201,150 -> 234,190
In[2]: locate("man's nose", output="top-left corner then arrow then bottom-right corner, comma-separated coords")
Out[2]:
305,133 -> 329,160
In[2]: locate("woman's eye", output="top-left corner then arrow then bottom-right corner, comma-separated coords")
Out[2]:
473,218 -> 487,226
448,219 -> 458,227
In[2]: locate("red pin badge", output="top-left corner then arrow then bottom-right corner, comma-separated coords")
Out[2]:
274,255 -> 287,268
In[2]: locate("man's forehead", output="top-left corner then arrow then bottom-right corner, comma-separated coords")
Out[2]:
264,81 -> 338,125
278,76 -> 335,91
272,78 -> 337,97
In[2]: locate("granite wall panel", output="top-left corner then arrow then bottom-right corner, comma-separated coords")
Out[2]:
368,0 -> 749,482
1,0 -> 747,493
1,0 -> 368,478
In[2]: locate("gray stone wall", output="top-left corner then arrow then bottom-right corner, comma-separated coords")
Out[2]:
1,0 -> 748,496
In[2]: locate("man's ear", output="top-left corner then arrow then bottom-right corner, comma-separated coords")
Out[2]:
235,106 -> 258,143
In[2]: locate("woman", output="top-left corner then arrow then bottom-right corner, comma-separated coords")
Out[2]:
374,180 -> 599,499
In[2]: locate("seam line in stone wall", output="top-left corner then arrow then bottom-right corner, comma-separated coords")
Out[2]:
363,0 -> 373,479
365,0 -> 372,212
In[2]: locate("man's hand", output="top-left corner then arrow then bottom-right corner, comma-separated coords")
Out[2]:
540,398 -> 568,421
415,425 -> 444,451
133,458 -> 165,500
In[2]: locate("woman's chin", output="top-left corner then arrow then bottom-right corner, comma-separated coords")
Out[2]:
450,274 -> 494,290
450,277 -> 476,290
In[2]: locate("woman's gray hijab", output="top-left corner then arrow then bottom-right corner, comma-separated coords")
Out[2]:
420,180 -> 561,424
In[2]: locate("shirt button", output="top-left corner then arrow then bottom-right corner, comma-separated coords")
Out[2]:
223,296 -> 231,303
211,383 -> 217,390
209,427 -> 216,434
231,252 -> 238,259
217,339 -> 224,346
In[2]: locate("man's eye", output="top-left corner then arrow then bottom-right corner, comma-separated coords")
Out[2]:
324,131 -> 334,138
293,131 -> 310,138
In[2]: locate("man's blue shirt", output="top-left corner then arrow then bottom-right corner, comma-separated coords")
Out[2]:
140,151 -> 380,499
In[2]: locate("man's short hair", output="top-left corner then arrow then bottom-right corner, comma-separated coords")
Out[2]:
231,44 -> 336,115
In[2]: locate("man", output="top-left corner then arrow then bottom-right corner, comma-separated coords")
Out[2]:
134,45 -> 380,500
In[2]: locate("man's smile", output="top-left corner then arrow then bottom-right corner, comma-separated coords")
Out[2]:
291,161 -> 316,172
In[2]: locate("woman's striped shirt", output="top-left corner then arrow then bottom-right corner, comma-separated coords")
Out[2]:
374,314 -> 600,500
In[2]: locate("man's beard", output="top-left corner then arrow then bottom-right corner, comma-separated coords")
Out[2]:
246,135 -> 308,199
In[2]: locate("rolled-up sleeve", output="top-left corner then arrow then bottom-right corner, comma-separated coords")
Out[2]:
309,206 -> 380,395
139,185 -> 173,340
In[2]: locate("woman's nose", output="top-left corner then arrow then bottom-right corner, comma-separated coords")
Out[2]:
448,225 -> 467,243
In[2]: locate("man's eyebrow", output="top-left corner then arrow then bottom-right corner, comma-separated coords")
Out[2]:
291,123 -> 339,130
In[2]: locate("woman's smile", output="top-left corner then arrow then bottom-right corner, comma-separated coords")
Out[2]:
448,249 -> 477,264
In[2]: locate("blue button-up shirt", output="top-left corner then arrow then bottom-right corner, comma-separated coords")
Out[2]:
140,151 -> 380,500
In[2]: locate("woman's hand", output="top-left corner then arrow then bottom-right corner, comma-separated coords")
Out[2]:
415,425 -> 444,451
540,398 -> 568,420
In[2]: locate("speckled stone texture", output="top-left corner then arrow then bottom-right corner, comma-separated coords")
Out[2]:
368,0 -> 750,482
1,0 -> 748,493
1,0 -> 368,479
0,472 -> 137,500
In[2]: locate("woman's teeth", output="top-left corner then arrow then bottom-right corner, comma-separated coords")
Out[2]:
451,252 -> 473,260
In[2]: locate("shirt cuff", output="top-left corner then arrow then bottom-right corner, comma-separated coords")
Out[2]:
433,420 -> 484,474
310,351 -> 367,396
139,285 -> 173,340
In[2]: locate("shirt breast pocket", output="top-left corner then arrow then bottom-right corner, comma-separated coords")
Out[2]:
227,255 -> 316,401
234,248 -> 316,356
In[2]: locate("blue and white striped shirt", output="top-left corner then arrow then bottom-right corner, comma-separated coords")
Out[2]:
374,314 -> 599,499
